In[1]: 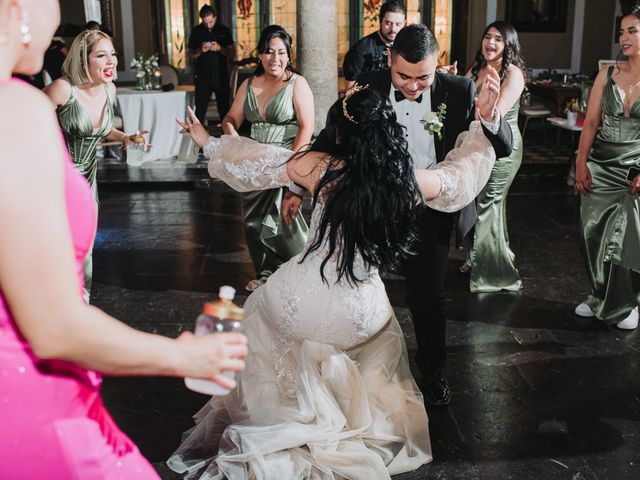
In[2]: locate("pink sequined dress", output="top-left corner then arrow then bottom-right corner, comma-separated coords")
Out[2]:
0,79 -> 159,479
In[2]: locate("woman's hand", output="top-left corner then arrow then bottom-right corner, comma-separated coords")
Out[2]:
177,106 -> 210,148
176,330 -> 248,389
437,61 -> 458,75
631,174 -> 640,195
575,161 -> 593,195
121,130 -> 151,151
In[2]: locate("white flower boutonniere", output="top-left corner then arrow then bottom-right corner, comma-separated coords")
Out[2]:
420,103 -> 447,140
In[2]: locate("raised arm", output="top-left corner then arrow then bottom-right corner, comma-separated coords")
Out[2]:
414,121 -> 496,212
495,66 -> 525,116
179,106 -> 326,193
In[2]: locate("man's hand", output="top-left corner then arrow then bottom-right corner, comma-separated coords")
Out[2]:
201,42 -> 212,53
477,66 -> 501,122
281,191 -> 303,225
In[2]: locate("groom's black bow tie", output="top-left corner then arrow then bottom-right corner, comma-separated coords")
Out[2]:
394,90 -> 423,103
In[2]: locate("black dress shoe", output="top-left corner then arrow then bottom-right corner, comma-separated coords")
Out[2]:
422,365 -> 452,406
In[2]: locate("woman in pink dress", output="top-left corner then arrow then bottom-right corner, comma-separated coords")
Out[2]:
0,1 -> 248,479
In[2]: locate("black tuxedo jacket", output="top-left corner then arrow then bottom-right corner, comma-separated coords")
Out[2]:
356,69 -> 513,161
311,69 -> 514,240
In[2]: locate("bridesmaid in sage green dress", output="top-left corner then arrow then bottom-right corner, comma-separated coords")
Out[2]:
464,21 -> 525,293
574,8 -> 640,330
45,30 -> 145,299
222,25 -> 314,291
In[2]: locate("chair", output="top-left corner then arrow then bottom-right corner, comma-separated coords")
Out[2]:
519,93 -> 552,139
159,64 -> 179,86
598,59 -> 620,71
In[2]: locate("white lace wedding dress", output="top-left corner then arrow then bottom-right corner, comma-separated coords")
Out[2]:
167,122 -> 495,480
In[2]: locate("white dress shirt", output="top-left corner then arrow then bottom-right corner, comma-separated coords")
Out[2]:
390,83 -> 501,171
390,85 -> 437,170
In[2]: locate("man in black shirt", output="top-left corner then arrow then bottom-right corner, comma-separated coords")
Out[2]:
342,0 -> 406,90
188,5 -> 235,124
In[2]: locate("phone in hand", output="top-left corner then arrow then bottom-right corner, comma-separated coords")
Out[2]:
627,167 -> 640,182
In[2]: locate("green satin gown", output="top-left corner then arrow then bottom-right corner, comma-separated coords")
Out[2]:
581,66 -> 640,324
241,74 -> 309,282
57,83 -> 114,299
469,92 -> 523,292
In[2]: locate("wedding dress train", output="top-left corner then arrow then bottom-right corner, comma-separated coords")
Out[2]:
168,122 -> 495,479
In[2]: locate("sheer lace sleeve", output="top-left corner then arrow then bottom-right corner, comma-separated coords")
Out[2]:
203,135 -> 293,192
425,121 -> 496,213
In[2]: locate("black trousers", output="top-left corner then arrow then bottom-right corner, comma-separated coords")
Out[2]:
403,206 -> 452,372
194,75 -> 230,124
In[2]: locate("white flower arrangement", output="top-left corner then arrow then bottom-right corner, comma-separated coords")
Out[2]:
420,103 -> 447,140
130,53 -> 160,89
130,53 -> 159,76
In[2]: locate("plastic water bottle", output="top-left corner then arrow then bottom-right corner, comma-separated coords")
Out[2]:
184,286 -> 244,396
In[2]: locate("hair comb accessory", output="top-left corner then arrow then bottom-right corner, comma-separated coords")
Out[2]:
342,83 -> 368,124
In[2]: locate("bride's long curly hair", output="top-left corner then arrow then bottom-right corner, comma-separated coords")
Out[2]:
301,87 -> 420,285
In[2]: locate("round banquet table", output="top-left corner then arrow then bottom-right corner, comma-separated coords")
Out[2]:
115,87 -> 193,161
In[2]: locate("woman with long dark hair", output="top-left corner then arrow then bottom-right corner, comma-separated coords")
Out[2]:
462,20 -> 526,293
574,7 -> 640,329
222,25 -> 313,292
169,79 -> 500,478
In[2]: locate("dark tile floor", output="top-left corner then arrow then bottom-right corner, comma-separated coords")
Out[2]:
93,150 -> 640,479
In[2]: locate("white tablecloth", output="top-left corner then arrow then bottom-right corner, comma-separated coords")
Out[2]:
115,88 -> 194,161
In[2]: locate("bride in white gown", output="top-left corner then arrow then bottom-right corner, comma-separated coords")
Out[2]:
169,84 -> 498,480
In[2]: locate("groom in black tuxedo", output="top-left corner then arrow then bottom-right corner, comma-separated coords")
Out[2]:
288,24 -> 512,405
354,24 -> 513,405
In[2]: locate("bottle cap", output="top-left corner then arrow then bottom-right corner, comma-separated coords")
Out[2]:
203,286 -> 243,321
219,286 -> 236,300
129,131 -> 145,144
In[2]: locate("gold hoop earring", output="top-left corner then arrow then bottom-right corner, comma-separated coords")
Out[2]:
20,11 -> 31,45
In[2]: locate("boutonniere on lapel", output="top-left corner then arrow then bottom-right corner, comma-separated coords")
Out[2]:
420,103 -> 447,140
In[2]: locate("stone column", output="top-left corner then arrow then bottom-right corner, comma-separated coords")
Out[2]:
297,0 -> 338,134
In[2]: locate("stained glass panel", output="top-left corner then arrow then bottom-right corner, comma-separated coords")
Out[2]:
338,0 -> 349,67
164,0 -> 188,71
406,0 -> 420,25
234,0 -> 261,60
270,0 -> 296,49
361,0 -> 380,37
433,0 -> 452,65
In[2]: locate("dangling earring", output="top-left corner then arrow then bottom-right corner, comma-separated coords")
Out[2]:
20,11 -> 31,45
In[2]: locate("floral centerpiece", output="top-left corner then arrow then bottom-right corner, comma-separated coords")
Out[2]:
130,53 -> 160,90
